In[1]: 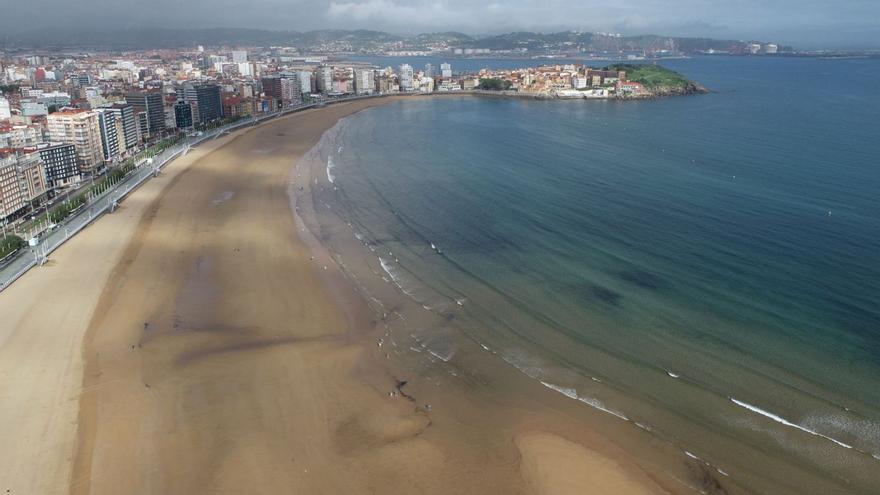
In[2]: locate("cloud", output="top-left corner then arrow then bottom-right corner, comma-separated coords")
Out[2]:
326,0 -> 504,31
4,0 -> 880,48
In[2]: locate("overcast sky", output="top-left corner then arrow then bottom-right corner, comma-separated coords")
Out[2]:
7,0 -> 880,48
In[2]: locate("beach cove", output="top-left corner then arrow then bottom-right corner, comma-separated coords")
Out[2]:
2,54 -> 878,494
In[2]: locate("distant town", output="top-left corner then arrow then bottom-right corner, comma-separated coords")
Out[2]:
3,29 -> 801,58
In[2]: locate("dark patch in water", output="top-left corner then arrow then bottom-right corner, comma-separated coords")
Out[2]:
617,269 -> 665,290
588,284 -> 622,306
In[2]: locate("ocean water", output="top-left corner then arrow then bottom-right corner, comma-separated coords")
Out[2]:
300,56 -> 880,494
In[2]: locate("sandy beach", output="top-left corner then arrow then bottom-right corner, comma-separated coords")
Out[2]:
1,98 -> 676,495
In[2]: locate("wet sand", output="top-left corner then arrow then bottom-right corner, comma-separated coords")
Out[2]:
2,98 -> 674,495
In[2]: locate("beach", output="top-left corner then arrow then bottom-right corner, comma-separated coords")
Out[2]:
0,98 -> 673,495
0,131 -> 235,494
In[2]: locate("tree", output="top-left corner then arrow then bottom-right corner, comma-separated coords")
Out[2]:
0,235 -> 26,259
478,78 -> 512,91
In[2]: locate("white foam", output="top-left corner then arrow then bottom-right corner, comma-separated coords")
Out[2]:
579,396 -> 630,421
730,398 -> 854,450
541,381 -> 579,400
501,350 -> 544,380
427,348 -> 452,362
326,155 -> 336,184
379,257 -> 417,298
666,371 -> 680,378
541,381 -> 629,421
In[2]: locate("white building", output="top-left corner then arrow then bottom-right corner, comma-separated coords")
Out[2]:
399,64 -> 414,91
418,76 -> 434,93
280,76 -> 302,105
298,71 -> 313,94
354,69 -> 375,95
440,63 -> 452,79
237,62 -> 253,77
20,101 -> 48,117
47,110 -> 104,174
0,97 -> 10,119
317,66 -> 333,93
0,123 -> 43,148
231,50 -> 248,63
437,80 -> 461,92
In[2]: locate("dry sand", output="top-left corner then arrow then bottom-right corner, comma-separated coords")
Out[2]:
1,98 -> 671,495
0,134 -> 233,495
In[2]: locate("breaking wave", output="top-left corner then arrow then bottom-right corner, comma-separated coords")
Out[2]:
541,381 -> 629,421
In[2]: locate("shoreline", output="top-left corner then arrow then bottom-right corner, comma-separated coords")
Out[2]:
290,104 -> 724,494
5,97 -> 683,495
69,99 -> 672,493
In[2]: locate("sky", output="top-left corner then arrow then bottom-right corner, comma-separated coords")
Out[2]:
5,0 -> 880,48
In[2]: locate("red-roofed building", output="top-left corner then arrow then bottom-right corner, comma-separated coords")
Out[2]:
222,95 -> 243,118
616,81 -> 645,96
47,110 -> 103,174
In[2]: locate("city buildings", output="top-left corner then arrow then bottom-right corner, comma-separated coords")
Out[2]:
261,76 -> 283,104
183,83 -> 223,124
354,69 -> 375,95
0,97 -> 10,119
399,64 -> 414,91
0,152 -> 46,222
16,153 -> 47,206
101,103 -> 138,152
46,109 -> 104,174
297,71 -> 313,95
125,90 -> 165,138
0,154 -> 25,220
174,100 -> 193,130
0,123 -> 43,149
441,63 -> 452,78
20,101 -> 48,117
280,75 -> 302,105
317,66 -> 333,93
95,108 -> 120,161
25,143 -> 79,188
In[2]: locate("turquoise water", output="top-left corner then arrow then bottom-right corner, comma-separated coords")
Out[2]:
305,57 -> 880,493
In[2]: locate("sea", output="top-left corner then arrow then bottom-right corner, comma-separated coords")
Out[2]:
296,56 -> 880,494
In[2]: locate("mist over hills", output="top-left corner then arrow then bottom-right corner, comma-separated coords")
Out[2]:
2,27 -> 783,54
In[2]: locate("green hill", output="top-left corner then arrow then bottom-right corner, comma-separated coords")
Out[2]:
608,64 -> 690,89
